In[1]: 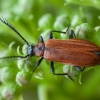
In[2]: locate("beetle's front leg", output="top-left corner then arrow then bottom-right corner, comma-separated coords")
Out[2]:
50,61 -> 75,82
38,36 -> 44,43
33,57 -> 44,72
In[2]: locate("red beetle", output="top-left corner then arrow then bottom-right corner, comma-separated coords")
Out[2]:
0,17 -> 100,81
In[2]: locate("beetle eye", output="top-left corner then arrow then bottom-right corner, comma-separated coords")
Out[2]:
38,46 -> 42,50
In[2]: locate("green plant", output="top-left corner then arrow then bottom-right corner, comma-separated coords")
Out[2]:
0,0 -> 100,100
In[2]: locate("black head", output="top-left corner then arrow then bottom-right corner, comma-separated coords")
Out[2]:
27,36 -> 45,57
27,45 -> 35,57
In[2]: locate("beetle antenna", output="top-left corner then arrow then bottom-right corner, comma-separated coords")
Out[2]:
0,17 -> 29,46
0,55 -> 29,60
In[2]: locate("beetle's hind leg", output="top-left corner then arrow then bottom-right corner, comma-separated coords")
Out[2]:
50,61 -> 75,82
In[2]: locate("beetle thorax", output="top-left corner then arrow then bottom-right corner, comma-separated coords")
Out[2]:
34,42 -> 45,57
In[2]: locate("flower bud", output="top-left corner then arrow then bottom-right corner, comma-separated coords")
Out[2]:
17,58 -> 35,72
22,44 -> 27,55
1,42 -> 16,59
33,71 -> 44,80
2,83 -> 20,99
94,26 -> 100,33
24,60 -> 35,72
75,23 -> 94,39
63,65 -> 79,79
54,14 -> 70,30
71,15 -> 81,27
17,58 -> 25,70
60,27 -> 69,39
17,46 -> 23,56
0,67 -> 16,83
16,71 -> 32,86
9,42 -> 16,54
38,13 -> 53,30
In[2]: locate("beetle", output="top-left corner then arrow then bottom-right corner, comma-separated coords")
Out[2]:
0,17 -> 100,82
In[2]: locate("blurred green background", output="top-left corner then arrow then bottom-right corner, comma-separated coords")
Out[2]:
0,0 -> 100,100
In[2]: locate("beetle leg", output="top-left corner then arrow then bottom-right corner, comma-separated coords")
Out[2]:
33,57 -> 44,72
49,31 -> 66,39
50,61 -> 75,82
69,30 -> 76,39
75,66 -> 85,71
49,27 -> 76,39
82,67 -> 85,71
38,36 -> 44,43
49,27 -> 70,39
94,52 -> 100,56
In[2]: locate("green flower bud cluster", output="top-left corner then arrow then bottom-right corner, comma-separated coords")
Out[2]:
16,44 -> 35,86
75,23 -> 94,40
0,13 -> 99,100
0,42 -> 20,99
0,42 -> 34,99
38,13 -> 70,32
38,13 -> 94,41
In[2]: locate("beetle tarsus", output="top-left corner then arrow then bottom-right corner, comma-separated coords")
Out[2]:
50,61 -> 75,82
75,66 -> 85,71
